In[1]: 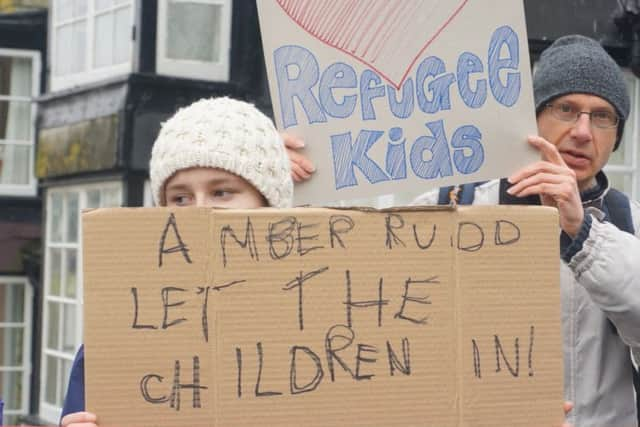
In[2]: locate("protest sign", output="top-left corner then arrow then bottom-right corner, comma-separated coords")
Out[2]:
257,0 -> 538,205
83,206 -> 563,426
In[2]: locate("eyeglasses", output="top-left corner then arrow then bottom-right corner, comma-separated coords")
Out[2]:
544,102 -> 620,129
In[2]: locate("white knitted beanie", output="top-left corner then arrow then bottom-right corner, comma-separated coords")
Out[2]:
149,97 -> 293,207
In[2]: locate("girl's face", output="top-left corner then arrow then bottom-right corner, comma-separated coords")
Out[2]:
163,167 -> 267,208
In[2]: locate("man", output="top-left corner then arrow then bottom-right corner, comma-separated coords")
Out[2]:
416,34 -> 640,427
288,35 -> 640,427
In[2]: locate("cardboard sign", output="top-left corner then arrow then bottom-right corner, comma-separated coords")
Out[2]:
257,0 -> 538,205
83,206 -> 563,426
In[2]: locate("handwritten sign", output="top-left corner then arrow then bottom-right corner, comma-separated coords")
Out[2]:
257,0 -> 538,205
83,206 -> 563,426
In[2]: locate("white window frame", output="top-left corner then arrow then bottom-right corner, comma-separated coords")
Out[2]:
143,178 -> 153,207
38,181 -> 123,423
156,0 -> 232,81
0,48 -> 40,197
50,0 -> 135,92
604,70 -> 639,200
0,276 -> 33,423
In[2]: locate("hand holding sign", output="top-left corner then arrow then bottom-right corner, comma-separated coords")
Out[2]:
61,411 -> 98,427
507,136 -> 584,237
283,133 -> 316,183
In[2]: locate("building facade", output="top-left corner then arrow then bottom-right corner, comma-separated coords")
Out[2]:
0,1 -> 46,424
0,0 -> 638,424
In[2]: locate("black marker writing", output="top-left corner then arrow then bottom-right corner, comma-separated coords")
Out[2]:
394,276 -> 438,324
290,346 -> 324,394
329,215 -> 355,249
344,271 -> 388,328
220,217 -> 259,268
131,287 -> 157,330
282,266 -> 330,331
385,213 -> 406,249
158,213 -> 192,267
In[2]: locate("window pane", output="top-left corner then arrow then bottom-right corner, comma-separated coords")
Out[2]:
65,249 -> 78,298
95,0 -> 113,11
94,12 -> 114,68
0,144 -> 31,185
49,248 -> 62,297
55,24 -> 73,76
0,56 -> 32,97
114,6 -> 132,65
55,0 -> 74,22
607,172 -> 633,196
57,21 -> 88,76
87,189 -> 101,208
44,356 -> 59,405
0,283 -> 24,323
59,357 -> 72,406
72,22 -> 87,74
73,0 -> 88,18
608,141 -> 632,166
102,187 -> 121,207
62,303 -> 76,353
50,193 -> 64,242
167,2 -> 221,62
66,192 -> 79,243
47,302 -> 61,350
0,100 -> 32,140
0,371 -> 22,410
0,327 -> 23,366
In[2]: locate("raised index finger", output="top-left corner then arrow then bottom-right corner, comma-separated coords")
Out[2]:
528,135 -> 567,167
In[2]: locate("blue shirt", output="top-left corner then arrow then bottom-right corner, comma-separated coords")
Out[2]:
60,345 -> 85,422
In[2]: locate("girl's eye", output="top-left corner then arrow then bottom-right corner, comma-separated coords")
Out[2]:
213,189 -> 233,198
172,195 -> 191,205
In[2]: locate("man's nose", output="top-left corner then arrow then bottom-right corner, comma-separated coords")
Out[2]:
570,113 -> 593,142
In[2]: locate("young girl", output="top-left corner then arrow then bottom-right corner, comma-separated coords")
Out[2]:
60,96 -> 293,427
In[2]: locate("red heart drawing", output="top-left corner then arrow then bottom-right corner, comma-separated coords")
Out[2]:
276,0 -> 469,89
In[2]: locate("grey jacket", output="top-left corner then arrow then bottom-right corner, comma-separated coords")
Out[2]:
412,179 -> 640,427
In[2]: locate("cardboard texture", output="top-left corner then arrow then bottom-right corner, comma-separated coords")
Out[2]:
83,206 -> 563,426
257,0 -> 538,205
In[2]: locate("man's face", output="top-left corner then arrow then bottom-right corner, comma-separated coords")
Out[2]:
536,93 -> 619,191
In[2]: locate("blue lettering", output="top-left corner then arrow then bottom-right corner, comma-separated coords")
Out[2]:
451,125 -> 484,174
410,120 -> 454,179
360,70 -> 386,121
319,62 -> 358,119
331,130 -> 390,189
385,127 -> 407,180
274,45 -> 327,128
488,26 -> 521,107
416,57 -> 456,114
387,79 -> 415,119
457,52 -> 487,109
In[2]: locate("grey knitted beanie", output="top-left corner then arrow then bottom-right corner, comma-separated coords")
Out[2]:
533,35 -> 630,150
150,97 -> 293,207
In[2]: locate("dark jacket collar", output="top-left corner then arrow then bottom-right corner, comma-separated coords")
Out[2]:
499,171 -> 610,207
